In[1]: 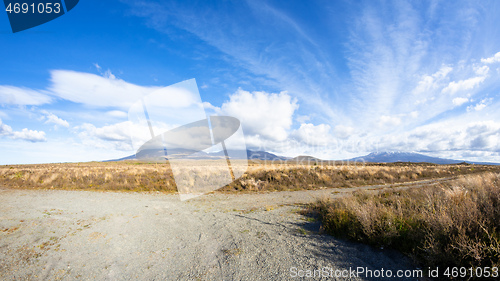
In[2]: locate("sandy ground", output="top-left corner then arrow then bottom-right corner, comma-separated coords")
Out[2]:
0,181 -> 440,280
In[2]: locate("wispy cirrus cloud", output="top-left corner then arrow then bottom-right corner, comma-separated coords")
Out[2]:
345,1 -> 493,127
0,85 -> 52,105
3,1 -> 500,163
49,70 -> 160,108
118,0 -> 500,161
121,0 -> 343,123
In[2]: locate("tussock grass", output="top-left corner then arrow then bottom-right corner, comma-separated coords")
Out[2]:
314,172 -> 500,278
0,162 -> 176,192
1,161 -> 498,193
222,163 -> 498,191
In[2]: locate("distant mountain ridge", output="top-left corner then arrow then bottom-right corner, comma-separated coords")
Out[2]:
209,150 -> 289,161
105,149 -> 289,162
347,151 -> 460,164
106,150 -> 499,165
346,151 -> 499,165
287,155 -> 324,163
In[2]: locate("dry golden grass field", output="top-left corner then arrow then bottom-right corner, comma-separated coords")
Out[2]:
2,160 -> 500,279
314,172 -> 500,279
1,160 -> 498,193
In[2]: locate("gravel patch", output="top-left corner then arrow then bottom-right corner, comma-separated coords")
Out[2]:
0,186 -> 427,280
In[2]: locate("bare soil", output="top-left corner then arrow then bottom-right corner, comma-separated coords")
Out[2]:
0,180 -> 438,280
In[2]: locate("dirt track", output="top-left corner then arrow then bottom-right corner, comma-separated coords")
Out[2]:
0,182 -> 438,280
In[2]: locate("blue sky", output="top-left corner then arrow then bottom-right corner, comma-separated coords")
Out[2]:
1,0 -> 500,164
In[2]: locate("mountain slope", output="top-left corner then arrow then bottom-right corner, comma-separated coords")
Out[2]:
346,151 -> 500,165
106,150 -> 498,165
105,149 -> 289,162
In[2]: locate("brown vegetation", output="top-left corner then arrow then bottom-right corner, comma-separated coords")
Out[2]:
0,161 -> 498,193
222,162 -> 499,191
0,162 -> 176,192
314,172 -> 500,279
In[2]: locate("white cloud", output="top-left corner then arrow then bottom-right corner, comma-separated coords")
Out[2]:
49,70 -> 160,108
452,97 -> 469,106
470,134 -> 498,150
413,76 -> 436,95
0,118 -> 13,136
292,123 -> 331,146
412,66 -> 453,95
371,119 -> 500,155
0,85 -> 52,105
77,122 -> 132,142
202,101 -> 218,111
49,71 -> 202,117
0,139 -> 133,165
295,115 -> 311,123
74,121 -> 175,152
11,128 -> 47,142
481,52 -> 500,64
0,118 -> 46,142
219,89 -> 298,141
95,123 -> 133,142
442,76 -> 486,95
474,65 -> 489,76
379,115 -> 401,126
434,66 -> 454,78
334,125 -> 355,140
44,112 -> 69,128
467,98 -> 492,112
106,110 -> 128,118
103,69 -> 116,79
124,0 -> 340,125
75,122 -> 133,151
118,1 -> 500,163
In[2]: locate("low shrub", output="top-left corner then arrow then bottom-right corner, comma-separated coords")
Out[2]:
314,172 -> 500,279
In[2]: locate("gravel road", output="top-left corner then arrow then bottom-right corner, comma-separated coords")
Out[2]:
0,183 -> 433,280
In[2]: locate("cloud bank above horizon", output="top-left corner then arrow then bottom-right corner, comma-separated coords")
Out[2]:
1,0 -> 500,164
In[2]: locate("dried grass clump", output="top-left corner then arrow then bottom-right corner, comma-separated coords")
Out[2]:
0,162 -> 177,192
223,163 -> 499,192
315,172 -> 500,276
1,161 -> 499,194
